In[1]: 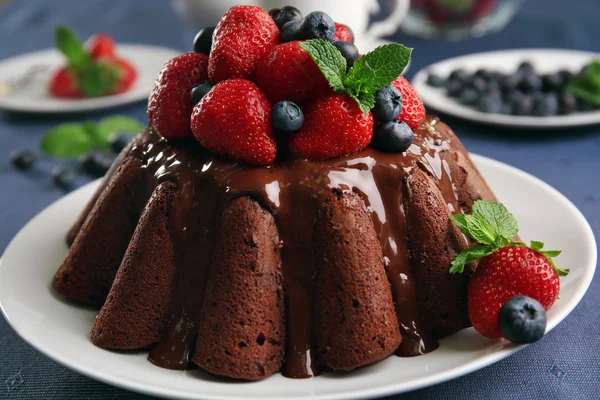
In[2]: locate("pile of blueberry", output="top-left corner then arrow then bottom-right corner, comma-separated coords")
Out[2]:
10,133 -> 130,189
427,61 -> 599,116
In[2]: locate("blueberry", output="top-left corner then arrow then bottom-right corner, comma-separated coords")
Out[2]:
505,90 -> 524,106
558,69 -> 574,83
541,73 -> 564,92
533,93 -> 559,116
458,87 -> 480,106
500,74 -> 521,92
476,93 -> 503,114
426,73 -> 446,87
52,167 -> 76,189
10,149 -> 36,171
499,295 -> 547,344
191,81 -> 214,105
108,134 -> 132,153
513,94 -> 535,116
518,72 -> 543,92
372,85 -> 402,122
280,20 -> 302,43
448,68 -> 469,84
486,79 -> 501,93
469,76 -> 488,93
79,151 -> 113,178
473,68 -> 492,81
269,6 -> 303,29
193,26 -> 215,55
300,11 -> 336,41
446,80 -> 463,97
517,61 -> 535,76
332,41 -> 359,70
271,101 -> 304,133
500,103 -> 513,115
372,121 -> 414,153
558,91 -> 578,115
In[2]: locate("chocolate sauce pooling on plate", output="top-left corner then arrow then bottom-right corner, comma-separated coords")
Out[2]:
124,116 -> 461,378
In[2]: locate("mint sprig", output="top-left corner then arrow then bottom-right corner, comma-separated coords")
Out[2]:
567,60 -> 600,106
449,200 -> 568,276
40,115 -> 144,158
299,40 -> 412,113
54,25 -> 120,97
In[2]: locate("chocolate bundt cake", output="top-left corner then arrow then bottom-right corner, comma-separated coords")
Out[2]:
52,115 -> 498,380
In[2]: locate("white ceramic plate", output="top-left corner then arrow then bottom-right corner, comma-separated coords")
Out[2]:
0,155 -> 596,400
412,49 -> 600,128
0,44 -> 180,113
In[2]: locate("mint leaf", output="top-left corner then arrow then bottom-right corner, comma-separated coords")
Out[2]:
449,244 -> 496,274
567,60 -> 600,106
96,115 -> 144,143
55,25 -> 91,70
347,43 -> 412,91
299,40 -> 346,93
450,214 -> 469,233
40,123 -> 95,158
465,214 -> 496,245
472,200 -> 518,242
77,61 -> 120,97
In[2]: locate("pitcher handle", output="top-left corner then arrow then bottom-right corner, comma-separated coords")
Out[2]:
366,0 -> 410,40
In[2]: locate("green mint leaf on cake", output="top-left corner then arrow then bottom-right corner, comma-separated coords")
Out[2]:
40,123 -> 96,158
567,60 -> 600,106
40,115 -> 143,158
300,39 -> 412,113
299,40 -> 346,93
449,200 -> 567,276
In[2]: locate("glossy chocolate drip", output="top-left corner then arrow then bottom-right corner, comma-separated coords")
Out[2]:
123,115 -> 463,377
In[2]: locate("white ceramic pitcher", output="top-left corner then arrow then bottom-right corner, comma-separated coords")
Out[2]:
172,0 -> 410,49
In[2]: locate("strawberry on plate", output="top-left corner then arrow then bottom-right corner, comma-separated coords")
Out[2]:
191,79 -> 276,166
449,200 -> 568,340
147,52 -> 209,141
49,26 -> 138,99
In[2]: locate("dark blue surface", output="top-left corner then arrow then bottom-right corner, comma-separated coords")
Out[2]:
0,0 -> 598,399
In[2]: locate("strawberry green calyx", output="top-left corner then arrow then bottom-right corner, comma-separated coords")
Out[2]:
449,200 -> 569,276
299,40 -> 412,114
54,25 -> 120,97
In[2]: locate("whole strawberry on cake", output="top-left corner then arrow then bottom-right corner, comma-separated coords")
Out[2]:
52,5 -> 568,381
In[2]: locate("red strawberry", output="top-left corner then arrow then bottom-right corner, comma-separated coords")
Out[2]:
468,246 -> 560,338
208,5 -> 279,83
49,67 -> 82,98
148,52 -> 209,140
391,76 -> 425,131
86,34 -> 116,60
289,94 -> 373,161
191,79 -> 276,166
333,23 -> 354,43
463,0 -> 495,22
109,58 -> 137,95
256,41 -> 330,104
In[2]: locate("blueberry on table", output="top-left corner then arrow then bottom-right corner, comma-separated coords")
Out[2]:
332,41 -> 359,69
541,73 -> 564,92
79,151 -> 113,178
533,93 -> 559,116
10,149 -> 36,171
458,87 -> 480,106
372,121 -> 414,153
52,167 -> 76,189
280,20 -> 302,43
372,85 -> 402,122
558,91 -> 578,115
426,73 -> 446,87
108,134 -> 132,153
191,81 -> 214,105
476,93 -> 503,114
193,26 -> 215,55
269,6 -> 303,29
271,101 -> 304,133
448,68 -> 469,84
300,11 -> 336,41
446,80 -> 464,97
499,295 -> 547,344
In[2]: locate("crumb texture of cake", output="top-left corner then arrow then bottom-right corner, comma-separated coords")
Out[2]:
52,115 -> 500,380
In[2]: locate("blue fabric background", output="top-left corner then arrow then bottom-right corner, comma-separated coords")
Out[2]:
0,0 -> 598,399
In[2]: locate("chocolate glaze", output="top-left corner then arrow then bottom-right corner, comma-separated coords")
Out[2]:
118,115 -> 464,378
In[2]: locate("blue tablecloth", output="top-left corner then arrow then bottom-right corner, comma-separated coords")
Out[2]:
0,0 -> 598,399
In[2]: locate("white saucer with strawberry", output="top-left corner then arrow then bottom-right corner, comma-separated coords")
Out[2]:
146,4 -> 568,345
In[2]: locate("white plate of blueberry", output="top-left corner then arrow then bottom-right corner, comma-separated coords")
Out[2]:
412,49 -> 600,128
